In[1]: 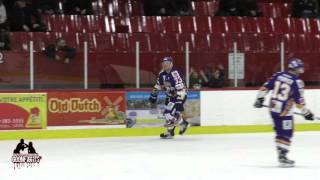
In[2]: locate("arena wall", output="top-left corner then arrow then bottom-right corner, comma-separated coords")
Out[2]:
200,89 -> 320,126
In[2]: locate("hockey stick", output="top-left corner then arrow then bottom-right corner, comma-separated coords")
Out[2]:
262,105 -> 320,120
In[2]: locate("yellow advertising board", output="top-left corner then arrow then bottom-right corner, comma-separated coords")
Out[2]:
0,93 -> 47,130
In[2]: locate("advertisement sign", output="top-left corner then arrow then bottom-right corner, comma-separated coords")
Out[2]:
228,53 -> 245,79
48,92 -> 126,126
0,93 -> 47,130
126,91 -> 200,127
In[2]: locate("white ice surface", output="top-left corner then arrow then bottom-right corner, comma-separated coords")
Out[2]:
1,132 -> 320,180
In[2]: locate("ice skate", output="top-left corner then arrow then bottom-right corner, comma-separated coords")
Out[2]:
278,149 -> 295,168
160,127 -> 175,139
179,120 -> 189,135
279,156 -> 295,168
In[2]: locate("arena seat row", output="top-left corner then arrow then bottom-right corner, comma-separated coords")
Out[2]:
43,15 -> 320,34
92,0 -> 144,16
90,0 -> 292,17
9,32 -> 320,53
258,2 -> 292,18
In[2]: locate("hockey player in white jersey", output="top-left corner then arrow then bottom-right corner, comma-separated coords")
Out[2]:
149,57 -> 189,139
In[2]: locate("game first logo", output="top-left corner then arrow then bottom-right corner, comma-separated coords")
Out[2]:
11,139 -> 42,169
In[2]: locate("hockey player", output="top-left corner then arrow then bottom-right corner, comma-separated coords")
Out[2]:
254,58 -> 314,167
149,56 -> 189,139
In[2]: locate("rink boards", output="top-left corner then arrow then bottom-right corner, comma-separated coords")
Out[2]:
0,89 -> 320,139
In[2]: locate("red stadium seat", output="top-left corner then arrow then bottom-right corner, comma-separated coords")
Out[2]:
260,33 -> 279,52
149,33 -> 167,52
258,3 -> 292,18
211,17 -> 227,33
82,15 -> 105,33
296,33 -> 311,52
95,33 -> 114,51
227,17 -> 246,33
243,33 -> 262,52
192,1 -> 218,16
228,33 -> 245,52
78,33 -> 94,51
256,17 -> 275,33
129,16 -> 142,32
179,16 -> 196,33
10,32 -> 32,52
210,33 -> 228,52
112,33 -> 129,52
161,17 -> 180,33
163,33 -> 180,52
274,18 -> 294,33
310,34 -> 320,52
305,18 -> 320,33
178,33 -> 194,52
31,32 -> 54,52
292,18 -> 307,33
128,33 -> 151,52
193,34 -> 211,52
282,33 -> 298,52
242,17 -> 260,33
195,16 -> 212,33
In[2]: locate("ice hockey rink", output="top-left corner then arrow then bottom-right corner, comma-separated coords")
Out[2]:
1,132 -> 320,180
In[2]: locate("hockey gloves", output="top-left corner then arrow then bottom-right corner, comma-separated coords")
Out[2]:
303,109 -> 314,121
149,92 -> 158,104
254,98 -> 264,108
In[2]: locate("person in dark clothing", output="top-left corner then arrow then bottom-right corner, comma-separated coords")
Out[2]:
0,0 -> 10,50
3,0 -> 15,12
207,64 -> 225,88
28,142 -> 37,154
238,0 -> 263,17
189,68 -> 203,89
167,0 -> 193,16
10,0 -> 47,32
63,0 -> 93,15
32,0 -> 59,15
13,139 -> 28,154
216,0 -> 240,16
44,38 -> 76,64
143,0 -> 192,16
292,0 -> 318,18
143,0 -> 168,16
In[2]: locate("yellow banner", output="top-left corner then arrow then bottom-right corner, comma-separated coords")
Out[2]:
0,93 -> 47,130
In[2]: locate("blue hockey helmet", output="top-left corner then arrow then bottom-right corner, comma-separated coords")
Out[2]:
162,56 -> 173,63
288,58 -> 304,73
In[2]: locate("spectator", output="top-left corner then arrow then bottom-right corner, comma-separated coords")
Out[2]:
43,38 -> 76,64
3,0 -> 14,12
0,0 -> 10,50
10,0 -> 47,32
143,0 -> 192,16
292,0 -> 318,18
208,64 -> 225,88
63,0 -> 93,15
143,0 -> 169,16
216,0 -> 240,16
168,0 -> 193,16
238,0 -> 263,17
32,0 -> 60,15
189,68 -> 203,89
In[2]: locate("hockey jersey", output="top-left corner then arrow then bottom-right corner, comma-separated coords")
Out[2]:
263,71 -> 305,116
154,68 -> 186,96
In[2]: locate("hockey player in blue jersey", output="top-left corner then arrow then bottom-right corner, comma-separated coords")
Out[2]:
254,58 -> 314,167
149,56 -> 189,139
